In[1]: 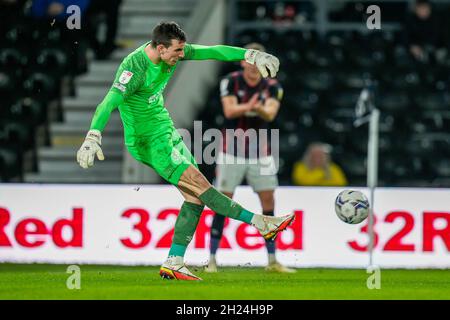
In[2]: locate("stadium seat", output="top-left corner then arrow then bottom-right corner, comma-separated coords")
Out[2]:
285,91 -> 321,114
281,30 -> 304,50
338,153 -> 367,185
0,147 -> 20,181
0,120 -> 33,150
389,45 -> 416,69
376,90 -> 410,115
378,113 -> 396,134
331,90 -> 361,110
0,120 -> 32,181
0,69 -> 16,100
431,159 -> 450,178
378,68 -> 421,91
402,133 -> 448,159
322,108 -> 356,133
32,22 -> 64,45
236,2 -> 260,20
350,132 -> 393,155
325,31 -> 354,49
6,97 -> 46,127
22,71 -> 58,98
345,43 -> 386,70
279,132 -> 302,155
0,47 -> 28,70
380,155 -> 425,185
407,112 -> 444,134
34,47 -> 69,77
282,48 -> 301,68
303,43 -> 341,68
413,91 -> 449,111
298,68 -> 334,92
334,68 -> 372,90
235,29 -> 259,47
2,23 -> 34,45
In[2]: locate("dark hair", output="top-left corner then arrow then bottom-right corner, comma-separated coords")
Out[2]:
244,42 -> 266,52
415,0 -> 430,6
151,21 -> 186,48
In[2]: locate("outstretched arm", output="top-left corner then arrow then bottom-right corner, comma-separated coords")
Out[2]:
183,44 -> 246,61
90,91 -> 123,132
183,43 -> 280,78
77,59 -> 143,169
76,91 -> 122,169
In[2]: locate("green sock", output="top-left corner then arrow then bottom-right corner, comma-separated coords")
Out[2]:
169,201 -> 204,257
198,187 -> 254,224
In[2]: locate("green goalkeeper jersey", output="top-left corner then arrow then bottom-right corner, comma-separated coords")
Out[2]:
89,42 -> 247,147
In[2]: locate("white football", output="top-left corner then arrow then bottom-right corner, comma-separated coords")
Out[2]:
335,190 -> 370,224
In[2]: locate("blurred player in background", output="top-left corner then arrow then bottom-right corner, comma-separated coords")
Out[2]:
76,21 -> 295,281
205,43 -> 295,273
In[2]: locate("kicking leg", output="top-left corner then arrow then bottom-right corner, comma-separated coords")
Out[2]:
178,165 -> 295,241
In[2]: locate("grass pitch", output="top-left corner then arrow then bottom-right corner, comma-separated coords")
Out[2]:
0,264 -> 449,300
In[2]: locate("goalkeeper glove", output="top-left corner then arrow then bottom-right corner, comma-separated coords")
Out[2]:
244,49 -> 280,78
76,129 -> 104,169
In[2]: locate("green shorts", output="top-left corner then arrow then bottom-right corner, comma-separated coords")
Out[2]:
126,130 -> 198,185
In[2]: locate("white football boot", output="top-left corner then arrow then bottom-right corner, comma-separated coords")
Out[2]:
265,262 -> 297,273
204,257 -> 218,273
252,213 -> 296,241
160,256 -> 202,281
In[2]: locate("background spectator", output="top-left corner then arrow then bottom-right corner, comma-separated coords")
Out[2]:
0,0 -> 27,31
85,0 -> 123,60
30,0 -> 91,75
405,0 -> 444,63
292,143 -> 347,186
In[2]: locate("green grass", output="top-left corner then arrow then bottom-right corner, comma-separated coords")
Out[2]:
0,264 -> 449,300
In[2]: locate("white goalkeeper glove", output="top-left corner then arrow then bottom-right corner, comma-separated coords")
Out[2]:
76,129 -> 104,169
244,49 -> 280,78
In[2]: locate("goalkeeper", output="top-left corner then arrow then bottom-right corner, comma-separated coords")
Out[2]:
76,21 -> 294,281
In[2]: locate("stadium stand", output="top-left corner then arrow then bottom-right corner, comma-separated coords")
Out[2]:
0,3 -> 67,182
0,0 -> 196,183
196,0 -> 450,187
1,0 -> 449,188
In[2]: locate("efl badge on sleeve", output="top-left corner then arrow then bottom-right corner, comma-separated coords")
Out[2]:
119,71 -> 133,84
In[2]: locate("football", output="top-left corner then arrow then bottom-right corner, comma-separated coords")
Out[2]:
335,190 -> 370,224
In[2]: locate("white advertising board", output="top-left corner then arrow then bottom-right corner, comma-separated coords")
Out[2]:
0,185 -> 449,268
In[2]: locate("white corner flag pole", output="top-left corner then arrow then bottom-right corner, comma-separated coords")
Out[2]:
354,85 -> 380,268
367,108 -> 380,268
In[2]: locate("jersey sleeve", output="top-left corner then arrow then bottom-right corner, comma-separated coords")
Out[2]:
89,91 -> 123,132
109,57 -> 146,100
267,80 -> 284,102
219,74 -> 235,97
183,43 -> 246,61
90,56 -> 146,132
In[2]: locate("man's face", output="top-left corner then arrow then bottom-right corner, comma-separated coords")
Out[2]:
158,39 -> 185,65
310,147 -> 327,168
241,60 -> 262,80
416,4 -> 431,19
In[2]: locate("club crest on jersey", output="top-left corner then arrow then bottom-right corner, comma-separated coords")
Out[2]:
119,70 -> 133,84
